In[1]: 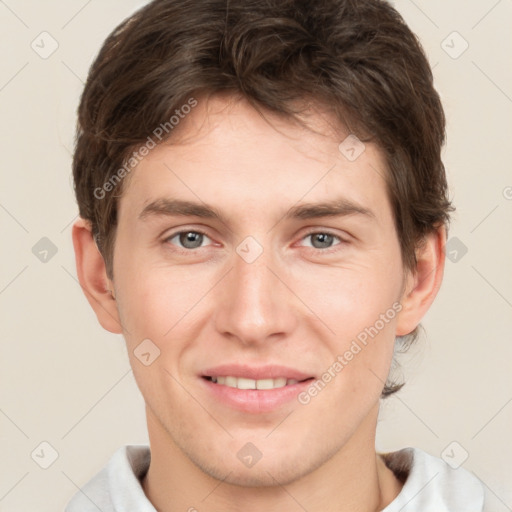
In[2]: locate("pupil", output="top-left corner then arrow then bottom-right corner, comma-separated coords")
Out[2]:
313,233 -> 333,249
180,232 -> 202,249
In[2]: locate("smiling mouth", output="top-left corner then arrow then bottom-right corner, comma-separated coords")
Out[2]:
203,376 -> 313,390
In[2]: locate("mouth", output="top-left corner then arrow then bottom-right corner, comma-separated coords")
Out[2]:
202,375 -> 314,390
199,365 -> 316,413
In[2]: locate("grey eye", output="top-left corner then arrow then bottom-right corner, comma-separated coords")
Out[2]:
168,231 -> 210,249
307,233 -> 338,249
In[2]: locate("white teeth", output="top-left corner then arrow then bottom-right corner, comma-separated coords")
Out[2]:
209,376 -> 301,390
225,376 -> 237,387
237,377 -> 256,389
273,377 -> 287,388
256,378 -> 275,390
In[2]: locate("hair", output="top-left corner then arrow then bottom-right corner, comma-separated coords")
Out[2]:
72,0 -> 454,397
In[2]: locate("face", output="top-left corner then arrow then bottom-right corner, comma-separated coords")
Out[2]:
111,95 -> 408,486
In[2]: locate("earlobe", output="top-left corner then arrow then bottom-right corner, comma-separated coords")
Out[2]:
71,218 -> 123,334
395,225 -> 446,336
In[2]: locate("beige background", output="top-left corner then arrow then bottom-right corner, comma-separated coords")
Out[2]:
0,1 -> 511,510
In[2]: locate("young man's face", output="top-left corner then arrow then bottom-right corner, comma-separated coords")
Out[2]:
98,95 -> 418,485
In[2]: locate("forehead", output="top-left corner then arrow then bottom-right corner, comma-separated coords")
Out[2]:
118,95 -> 392,227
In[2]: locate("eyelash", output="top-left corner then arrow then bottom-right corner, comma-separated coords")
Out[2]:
163,228 -> 347,254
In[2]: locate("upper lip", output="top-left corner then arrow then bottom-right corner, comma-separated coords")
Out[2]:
201,364 -> 314,381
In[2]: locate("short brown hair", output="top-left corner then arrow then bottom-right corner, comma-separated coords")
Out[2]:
72,0 -> 454,396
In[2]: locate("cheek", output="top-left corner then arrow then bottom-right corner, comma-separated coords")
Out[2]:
115,265 -> 205,407
287,259 -> 403,398
117,271 -> 195,341
288,260 -> 403,339
114,249 -> 221,361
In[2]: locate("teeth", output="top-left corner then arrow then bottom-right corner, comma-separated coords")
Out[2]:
209,376 -> 301,390
256,378 -> 277,390
225,376 -> 237,387
237,377 -> 256,389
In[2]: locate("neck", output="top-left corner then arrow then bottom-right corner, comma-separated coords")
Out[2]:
141,403 -> 402,512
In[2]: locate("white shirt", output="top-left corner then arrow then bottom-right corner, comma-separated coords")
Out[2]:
65,445 -> 486,511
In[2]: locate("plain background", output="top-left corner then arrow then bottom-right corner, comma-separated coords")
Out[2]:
0,1 -> 511,510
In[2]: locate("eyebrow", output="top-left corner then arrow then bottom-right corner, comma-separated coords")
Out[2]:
286,199 -> 375,220
139,198 -> 228,223
138,197 -> 375,224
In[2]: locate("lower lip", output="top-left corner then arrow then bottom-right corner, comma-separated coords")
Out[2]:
200,377 -> 314,413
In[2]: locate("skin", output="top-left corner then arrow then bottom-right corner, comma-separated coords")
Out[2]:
73,94 -> 445,512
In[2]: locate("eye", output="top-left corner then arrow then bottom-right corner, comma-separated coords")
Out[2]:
299,231 -> 344,251
165,230 -> 213,250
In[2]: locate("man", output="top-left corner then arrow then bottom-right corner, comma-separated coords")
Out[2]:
67,0 -> 486,510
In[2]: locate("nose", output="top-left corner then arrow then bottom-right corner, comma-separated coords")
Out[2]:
213,242 -> 298,346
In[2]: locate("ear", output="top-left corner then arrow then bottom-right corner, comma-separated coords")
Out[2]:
395,225 -> 446,336
71,218 -> 123,334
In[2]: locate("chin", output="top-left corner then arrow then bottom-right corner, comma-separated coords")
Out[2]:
190,445 -> 321,488
223,470 -> 282,488
205,461 -> 307,488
